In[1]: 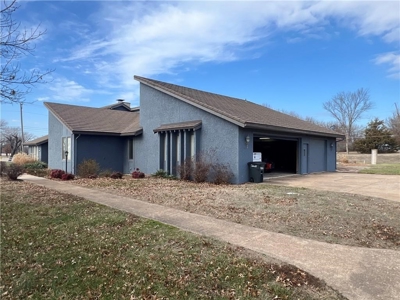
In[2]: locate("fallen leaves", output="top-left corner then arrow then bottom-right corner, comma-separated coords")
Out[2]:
68,176 -> 400,250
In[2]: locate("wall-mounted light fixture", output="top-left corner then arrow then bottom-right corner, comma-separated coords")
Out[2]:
330,143 -> 334,148
65,151 -> 69,173
245,135 -> 250,148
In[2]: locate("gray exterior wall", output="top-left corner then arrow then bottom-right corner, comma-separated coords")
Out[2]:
301,137 -> 337,174
48,112 -> 73,172
123,136 -> 141,174
134,84 -> 241,182
75,135 -> 125,174
237,128 -> 256,183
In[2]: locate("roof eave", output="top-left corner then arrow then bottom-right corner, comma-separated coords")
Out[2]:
244,122 -> 345,138
72,128 -> 143,137
120,128 -> 143,136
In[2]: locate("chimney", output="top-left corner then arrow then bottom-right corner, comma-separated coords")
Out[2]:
116,98 -> 130,107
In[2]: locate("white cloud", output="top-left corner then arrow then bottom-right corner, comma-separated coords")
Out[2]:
47,77 -> 95,102
373,52 -> 400,79
52,0 -> 400,100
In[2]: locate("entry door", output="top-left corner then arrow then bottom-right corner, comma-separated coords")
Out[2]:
302,143 -> 309,174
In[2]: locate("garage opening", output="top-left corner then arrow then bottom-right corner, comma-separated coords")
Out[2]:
253,137 -> 298,177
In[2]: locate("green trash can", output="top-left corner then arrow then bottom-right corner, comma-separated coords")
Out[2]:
248,162 -> 266,183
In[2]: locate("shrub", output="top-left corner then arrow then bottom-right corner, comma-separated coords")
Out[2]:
110,172 -> 123,179
210,163 -> 233,185
0,162 -> 8,176
152,169 -> 177,180
24,161 -> 48,170
50,169 -> 65,179
176,157 -> 193,180
152,169 -> 168,178
61,173 -> 75,181
192,153 -> 211,183
88,174 -> 98,179
6,163 -> 24,180
12,153 -> 36,165
176,149 -> 233,184
132,168 -> 145,178
77,159 -> 100,178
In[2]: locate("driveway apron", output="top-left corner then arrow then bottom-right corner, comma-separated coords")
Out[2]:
265,172 -> 400,202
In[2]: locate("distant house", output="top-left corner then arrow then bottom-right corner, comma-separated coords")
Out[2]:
25,135 -> 49,164
44,76 -> 344,183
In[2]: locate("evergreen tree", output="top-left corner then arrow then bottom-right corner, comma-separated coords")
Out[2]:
354,119 -> 398,153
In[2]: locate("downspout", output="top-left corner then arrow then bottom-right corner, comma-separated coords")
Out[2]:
74,134 -> 81,174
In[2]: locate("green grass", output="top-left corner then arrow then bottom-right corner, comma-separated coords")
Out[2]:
358,163 -> 400,175
0,180 -> 344,300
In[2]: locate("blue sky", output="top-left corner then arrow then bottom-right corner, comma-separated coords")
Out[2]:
2,0 -> 399,138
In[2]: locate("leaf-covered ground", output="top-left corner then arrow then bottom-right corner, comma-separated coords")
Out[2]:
1,179 -> 346,300
70,176 -> 400,250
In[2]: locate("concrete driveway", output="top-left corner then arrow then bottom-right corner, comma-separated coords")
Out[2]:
265,172 -> 400,202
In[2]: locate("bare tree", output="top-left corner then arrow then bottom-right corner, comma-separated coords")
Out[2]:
1,0 -> 53,104
0,119 -> 35,156
323,88 -> 373,154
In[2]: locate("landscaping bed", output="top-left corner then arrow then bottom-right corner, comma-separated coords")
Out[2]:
1,179 -> 345,300
70,176 -> 400,250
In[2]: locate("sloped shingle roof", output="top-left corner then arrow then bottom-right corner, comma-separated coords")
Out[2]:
44,102 -> 142,136
134,76 -> 343,138
24,135 -> 48,146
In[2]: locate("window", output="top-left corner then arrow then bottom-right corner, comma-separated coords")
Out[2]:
128,139 -> 134,160
62,137 -> 71,160
31,146 -> 38,160
158,130 -> 198,174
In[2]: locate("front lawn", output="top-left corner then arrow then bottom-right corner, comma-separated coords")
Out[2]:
358,163 -> 400,175
71,176 -> 400,250
1,179 -> 344,300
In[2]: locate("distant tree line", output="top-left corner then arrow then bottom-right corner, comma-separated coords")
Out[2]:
266,88 -> 399,154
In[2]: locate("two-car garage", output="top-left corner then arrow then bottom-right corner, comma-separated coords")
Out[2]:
252,134 -> 337,178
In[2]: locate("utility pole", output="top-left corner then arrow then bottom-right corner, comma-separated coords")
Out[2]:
20,103 -> 24,152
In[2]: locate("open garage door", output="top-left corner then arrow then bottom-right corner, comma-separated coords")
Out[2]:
253,136 -> 298,176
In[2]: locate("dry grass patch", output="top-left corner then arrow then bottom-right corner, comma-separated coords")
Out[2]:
72,177 -> 400,250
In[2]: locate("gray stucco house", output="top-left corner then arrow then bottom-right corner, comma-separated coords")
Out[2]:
44,76 -> 343,183
25,135 -> 49,164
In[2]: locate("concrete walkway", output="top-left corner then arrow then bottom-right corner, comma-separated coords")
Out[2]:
265,172 -> 400,202
20,175 -> 400,300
